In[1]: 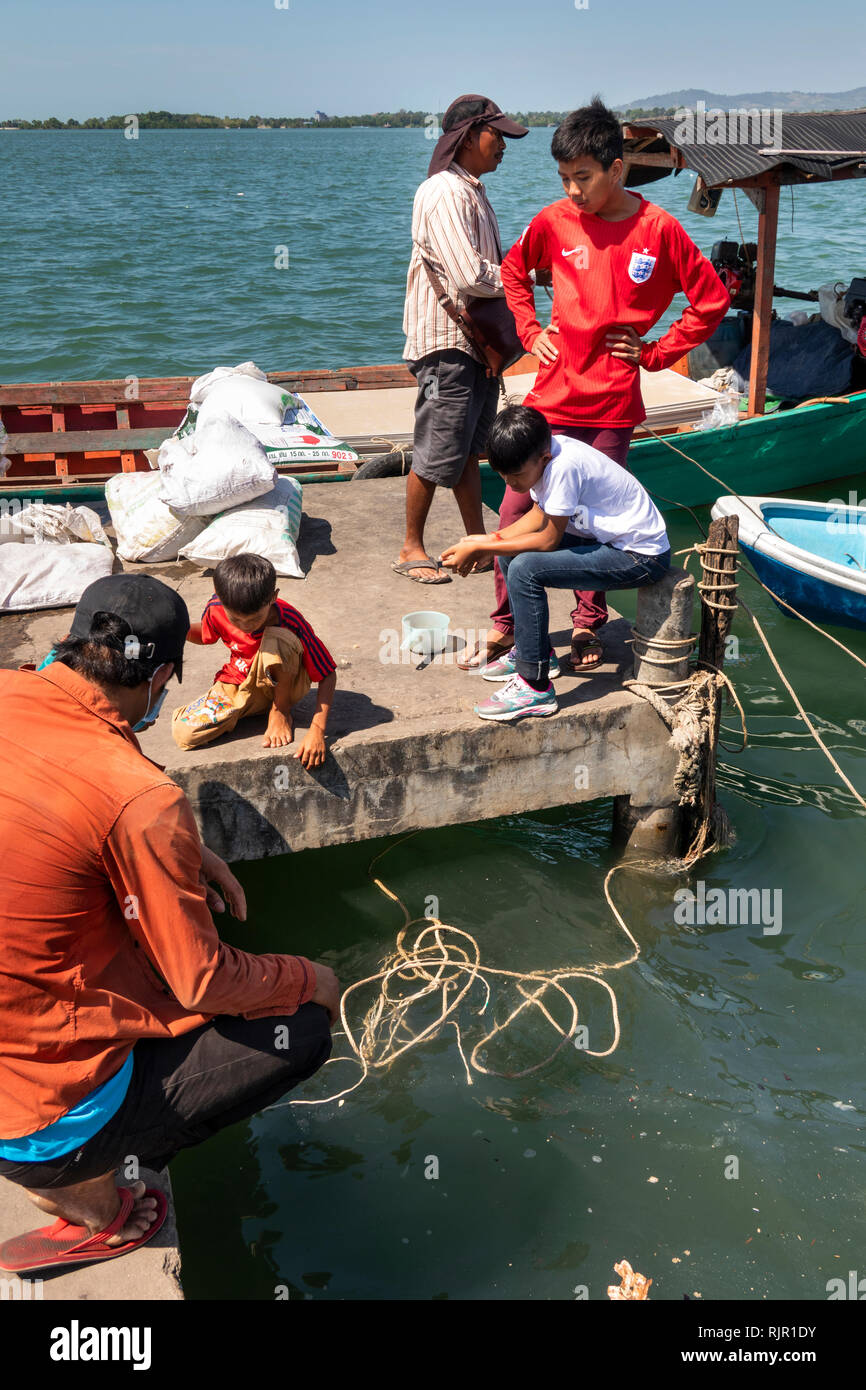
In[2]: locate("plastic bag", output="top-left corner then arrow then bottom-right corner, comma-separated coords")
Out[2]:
156,416 -> 276,518
0,501 -> 111,547
106,472 -> 206,563
178,475 -> 304,578
697,390 -> 741,430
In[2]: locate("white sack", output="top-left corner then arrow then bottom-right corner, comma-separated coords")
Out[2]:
156,417 -> 276,518
189,360 -> 268,406
106,472 -> 206,563
194,377 -> 292,431
178,475 -> 304,579
0,541 -> 114,612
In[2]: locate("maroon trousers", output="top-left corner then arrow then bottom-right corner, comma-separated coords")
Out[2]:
490,425 -> 634,637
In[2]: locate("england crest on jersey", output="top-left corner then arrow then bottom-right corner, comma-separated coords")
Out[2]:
628,249 -> 657,284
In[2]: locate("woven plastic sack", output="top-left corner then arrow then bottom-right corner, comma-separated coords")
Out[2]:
178,475 -> 304,578
106,472 -> 206,563
156,417 -> 276,519
0,541 -> 114,612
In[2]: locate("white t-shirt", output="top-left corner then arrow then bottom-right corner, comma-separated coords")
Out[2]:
530,434 -> 669,555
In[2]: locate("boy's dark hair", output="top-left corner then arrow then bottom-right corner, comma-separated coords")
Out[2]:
486,405 -> 551,474
54,611 -> 165,689
551,96 -> 623,170
213,553 -> 277,614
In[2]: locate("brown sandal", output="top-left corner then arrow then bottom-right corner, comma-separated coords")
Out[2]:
567,630 -> 604,672
457,631 -> 512,670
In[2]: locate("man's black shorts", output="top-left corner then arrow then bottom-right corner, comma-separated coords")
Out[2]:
409,348 -> 500,487
0,1003 -> 332,1189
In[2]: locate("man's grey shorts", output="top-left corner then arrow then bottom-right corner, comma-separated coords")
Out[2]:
408,348 -> 500,488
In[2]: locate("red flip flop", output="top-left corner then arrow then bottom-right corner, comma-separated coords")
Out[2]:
0,1185 -> 168,1274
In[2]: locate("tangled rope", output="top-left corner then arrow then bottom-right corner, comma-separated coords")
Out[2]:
275,837 -> 647,1109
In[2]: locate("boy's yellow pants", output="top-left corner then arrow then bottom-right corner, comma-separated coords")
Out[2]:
171,627 -> 311,751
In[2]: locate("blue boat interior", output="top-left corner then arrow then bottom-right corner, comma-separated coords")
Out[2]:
761,503 -> 866,571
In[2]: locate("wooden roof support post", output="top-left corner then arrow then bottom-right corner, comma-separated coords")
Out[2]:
747,177 -> 780,417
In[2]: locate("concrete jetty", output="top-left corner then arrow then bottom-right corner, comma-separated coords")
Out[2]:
1,476 -> 695,861
0,474 -> 696,1298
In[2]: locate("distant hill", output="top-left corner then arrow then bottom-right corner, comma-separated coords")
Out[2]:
622,87 -> 866,114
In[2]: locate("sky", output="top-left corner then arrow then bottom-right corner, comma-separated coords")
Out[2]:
3,0 -> 865,121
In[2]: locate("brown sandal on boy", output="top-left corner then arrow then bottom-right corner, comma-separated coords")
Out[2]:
567,629 -> 605,672
457,630 -> 512,670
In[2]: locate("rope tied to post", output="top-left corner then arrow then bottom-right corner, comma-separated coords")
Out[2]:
623,537 -> 745,862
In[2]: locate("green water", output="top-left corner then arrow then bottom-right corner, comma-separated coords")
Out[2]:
3,127 -> 865,1301
171,479 -> 866,1302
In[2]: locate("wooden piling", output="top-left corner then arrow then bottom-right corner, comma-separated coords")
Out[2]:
686,514 -> 740,853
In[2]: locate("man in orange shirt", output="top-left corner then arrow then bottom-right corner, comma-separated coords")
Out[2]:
0,574 -> 339,1273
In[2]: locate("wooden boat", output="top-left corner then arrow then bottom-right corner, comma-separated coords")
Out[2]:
711,494 -> 866,629
1,358 -> 864,515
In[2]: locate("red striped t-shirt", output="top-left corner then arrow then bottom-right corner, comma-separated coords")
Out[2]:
501,193 -> 730,429
201,597 -> 336,686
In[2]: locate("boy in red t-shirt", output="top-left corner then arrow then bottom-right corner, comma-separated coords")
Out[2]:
171,553 -> 336,767
481,97 -> 729,672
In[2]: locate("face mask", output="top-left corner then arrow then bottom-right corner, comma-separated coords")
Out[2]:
133,667 -> 169,732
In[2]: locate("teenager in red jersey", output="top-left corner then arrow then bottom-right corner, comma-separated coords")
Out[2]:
484,97 -> 728,672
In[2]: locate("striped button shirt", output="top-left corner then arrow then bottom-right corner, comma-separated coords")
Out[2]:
403,161 -> 505,366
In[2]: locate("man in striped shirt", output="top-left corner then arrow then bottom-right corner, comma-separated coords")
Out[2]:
395,95 -> 529,585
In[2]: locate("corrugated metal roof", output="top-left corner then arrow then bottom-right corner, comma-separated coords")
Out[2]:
623,110 -> 866,188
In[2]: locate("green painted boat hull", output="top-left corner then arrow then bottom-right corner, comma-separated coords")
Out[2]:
480,392 -> 866,514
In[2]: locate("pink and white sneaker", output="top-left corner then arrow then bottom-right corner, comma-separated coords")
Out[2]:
474,673 -> 558,722
480,646 -> 561,682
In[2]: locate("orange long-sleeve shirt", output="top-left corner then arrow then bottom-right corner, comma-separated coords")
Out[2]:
0,661 -> 316,1139
501,193 -> 730,429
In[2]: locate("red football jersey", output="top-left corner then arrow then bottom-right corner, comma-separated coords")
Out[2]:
501,193 -> 730,429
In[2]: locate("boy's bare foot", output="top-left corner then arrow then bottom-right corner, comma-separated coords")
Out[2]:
263,709 -> 294,747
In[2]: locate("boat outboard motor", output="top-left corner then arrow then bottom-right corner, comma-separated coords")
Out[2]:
710,240 -> 758,309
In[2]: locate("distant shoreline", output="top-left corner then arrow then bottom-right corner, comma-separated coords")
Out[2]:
0,108 -> 642,132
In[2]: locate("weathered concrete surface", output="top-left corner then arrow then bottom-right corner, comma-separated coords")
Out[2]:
0,1168 -> 182,1300
0,477 -> 685,861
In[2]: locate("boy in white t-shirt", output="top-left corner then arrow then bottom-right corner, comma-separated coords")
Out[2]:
440,404 -> 670,721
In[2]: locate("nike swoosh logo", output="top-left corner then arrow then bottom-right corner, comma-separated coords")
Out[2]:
561,247 -> 584,257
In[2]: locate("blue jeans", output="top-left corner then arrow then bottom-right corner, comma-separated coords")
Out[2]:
499,538 -> 672,683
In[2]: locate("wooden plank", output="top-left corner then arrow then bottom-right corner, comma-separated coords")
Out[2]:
6,427 -> 173,454
747,178 -> 780,417
622,150 -> 680,168
0,363 -> 415,408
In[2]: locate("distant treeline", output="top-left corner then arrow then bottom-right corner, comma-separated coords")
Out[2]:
1,106 -> 682,131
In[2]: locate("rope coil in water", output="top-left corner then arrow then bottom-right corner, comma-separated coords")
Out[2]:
273,838 -> 647,1109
